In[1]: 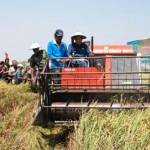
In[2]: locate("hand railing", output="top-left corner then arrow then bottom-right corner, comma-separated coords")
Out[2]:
40,56 -> 150,92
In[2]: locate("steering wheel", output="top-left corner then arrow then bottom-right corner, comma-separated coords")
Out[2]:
68,58 -> 90,67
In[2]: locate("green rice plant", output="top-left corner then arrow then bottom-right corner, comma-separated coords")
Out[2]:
70,109 -> 150,150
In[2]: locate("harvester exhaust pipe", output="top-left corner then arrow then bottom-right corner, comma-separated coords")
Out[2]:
91,36 -> 94,52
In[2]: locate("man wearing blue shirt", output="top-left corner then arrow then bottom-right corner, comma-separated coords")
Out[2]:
47,29 -> 68,68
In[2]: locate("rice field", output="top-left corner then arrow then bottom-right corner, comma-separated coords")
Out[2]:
0,81 -> 150,150
69,109 -> 150,150
0,81 -> 68,150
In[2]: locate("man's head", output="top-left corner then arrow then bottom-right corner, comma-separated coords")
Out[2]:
54,29 -> 64,45
0,61 -> 4,67
12,60 -> 18,67
18,64 -> 24,70
72,32 -> 86,45
5,58 -> 9,65
30,43 -> 40,54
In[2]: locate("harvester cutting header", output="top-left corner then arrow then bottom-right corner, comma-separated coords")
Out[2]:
33,30 -> 150,125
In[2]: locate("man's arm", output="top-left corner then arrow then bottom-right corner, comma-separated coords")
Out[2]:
67,44 -> 74,57
47,42 -> 58,59
64,43 -> 69,57
47,42 -> 53,58
29,56 -> 35,68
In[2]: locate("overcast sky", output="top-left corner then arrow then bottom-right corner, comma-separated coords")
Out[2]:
0,0 -> 150,61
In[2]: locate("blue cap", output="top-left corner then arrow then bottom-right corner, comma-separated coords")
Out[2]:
55,29 -> 64,37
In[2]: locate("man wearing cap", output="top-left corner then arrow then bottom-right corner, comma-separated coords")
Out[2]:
14,64 -> 24,84
47,29 -> 68,68
68,32 -> 93,67
29,43 -> 43,69
29,43 -> 44,91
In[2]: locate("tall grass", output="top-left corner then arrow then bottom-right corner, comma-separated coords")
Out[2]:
69,109 -> 150,150
1,81 -> 150,150
0,81 -> 67,150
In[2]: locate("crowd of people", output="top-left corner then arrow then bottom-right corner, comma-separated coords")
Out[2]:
0,29 -> 93,86
0,58 -> 31,84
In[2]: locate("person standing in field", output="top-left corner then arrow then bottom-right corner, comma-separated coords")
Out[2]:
14,64 -> 24,84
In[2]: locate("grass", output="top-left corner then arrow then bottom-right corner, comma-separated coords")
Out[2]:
0,81 -> 68,150
1,81 -> 150,150
69,109 -> 150,150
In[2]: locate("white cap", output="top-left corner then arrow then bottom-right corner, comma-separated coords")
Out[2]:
72,32 -> 86,39
30,43 -> 40,50
18,64 -> 24,67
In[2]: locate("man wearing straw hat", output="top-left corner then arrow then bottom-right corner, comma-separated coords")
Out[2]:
68,32 -> 93,67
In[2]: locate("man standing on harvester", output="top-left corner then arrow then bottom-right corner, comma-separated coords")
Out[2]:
29,43 -> 44,92
47,29 -> 68,69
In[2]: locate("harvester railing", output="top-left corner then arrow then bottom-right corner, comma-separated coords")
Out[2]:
40,56 -> 150,94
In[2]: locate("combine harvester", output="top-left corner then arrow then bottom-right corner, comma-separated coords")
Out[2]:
34,38 -> 150,125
